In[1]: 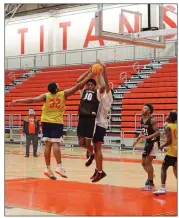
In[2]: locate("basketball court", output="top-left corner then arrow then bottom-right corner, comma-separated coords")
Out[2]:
5,144 -> 177,216
5,3 -> 177,217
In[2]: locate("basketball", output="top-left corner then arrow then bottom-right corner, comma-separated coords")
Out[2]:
91,64 -> 103,75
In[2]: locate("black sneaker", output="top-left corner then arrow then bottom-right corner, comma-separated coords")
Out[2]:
44,169 -> 57,180
141,183 -> 155,191
92,171 -> 107,183
25,155 -> 29,158
90,169 -> 98,180
33,154 -> 38,157
86,150 -> 89,159
145,179 -> 149,185
85,154 -> 95,167
50,176 -> 57,180
142,180 -> 155,190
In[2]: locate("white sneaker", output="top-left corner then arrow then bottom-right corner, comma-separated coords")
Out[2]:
55,166 -> 67,178
153,187 -> 166,195
44,168 -> 57,180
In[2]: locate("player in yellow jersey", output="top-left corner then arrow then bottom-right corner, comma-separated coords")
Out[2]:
11,72 -> 93,180
164,109 -> 177,127
153,111 -> 177,195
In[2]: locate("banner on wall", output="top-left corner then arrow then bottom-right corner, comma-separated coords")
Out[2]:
5,4 -> 177,56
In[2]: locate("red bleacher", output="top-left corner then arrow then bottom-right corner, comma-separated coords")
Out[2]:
5,60 -> 149,127
5,69 -> 28,86
121,62 -> 177,136
5,60 -> 149,123
168,57 -> 177,63
5,59 -> 177,135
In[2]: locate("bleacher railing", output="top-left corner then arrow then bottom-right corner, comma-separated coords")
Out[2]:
132,62 -> 139,73
8,71 -> 16,82
5,114 -> 71,129
5,40 -> 177,70
63,114 -> 71,130
70,114 -> 79,130
5,114 -> 21,128
135,114 -> 165,131
5,113 -> 166,152
5,113 -> 165,132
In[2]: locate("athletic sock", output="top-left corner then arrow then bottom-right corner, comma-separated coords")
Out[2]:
47,165 -> 51,170
57,164 -> 62,168
161,184 -> 166,188
89,153 -> 94,156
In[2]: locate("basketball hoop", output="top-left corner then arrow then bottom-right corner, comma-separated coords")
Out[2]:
95,4 -> 177,49
116,46 -> 124,62
106,41 -> 117,62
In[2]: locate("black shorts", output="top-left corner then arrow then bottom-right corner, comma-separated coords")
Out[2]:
162,155 -> 177,167
77,116 -> 96,139
142,141 -> 158,158
93,125 -> 106,144
41,122 -> 63,142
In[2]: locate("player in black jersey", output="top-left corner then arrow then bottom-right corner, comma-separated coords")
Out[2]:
77,68 -> 105,167
133,103 -> 160,190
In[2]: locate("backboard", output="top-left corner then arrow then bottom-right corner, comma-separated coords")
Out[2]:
95,4 -> 177,48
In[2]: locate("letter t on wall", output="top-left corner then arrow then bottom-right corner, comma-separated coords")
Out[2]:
59,22 -> 71,50
18,28 -> 28,54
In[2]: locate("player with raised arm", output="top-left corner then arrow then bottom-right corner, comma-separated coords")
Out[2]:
90,59 -> 113,182
77,65 -> 106,167
11,73 -> 93,180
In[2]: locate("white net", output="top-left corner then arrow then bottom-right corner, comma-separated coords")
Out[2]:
105,41 -> 117,62
116,45 -> 125,62
92,40 -> 124,63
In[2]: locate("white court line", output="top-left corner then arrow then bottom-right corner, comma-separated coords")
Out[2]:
5,205 -> 58,216
5,178 -> 46,184
154,210 -> 177,216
